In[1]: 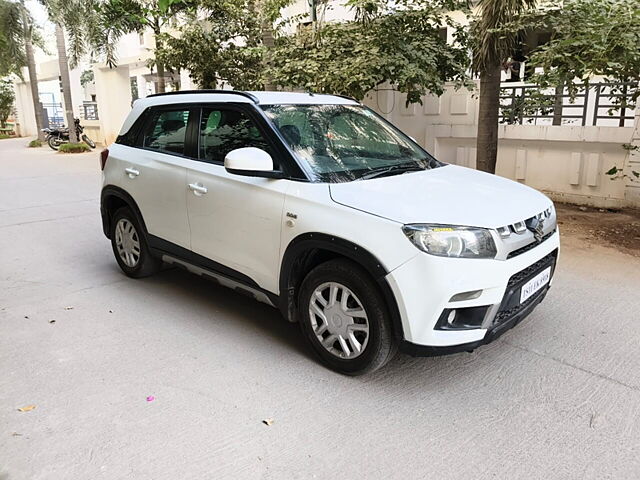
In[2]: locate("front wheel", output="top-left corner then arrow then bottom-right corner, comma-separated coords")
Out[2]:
298,259 -> 397,375
82,134 -> 96,148
47,135 -> 62,150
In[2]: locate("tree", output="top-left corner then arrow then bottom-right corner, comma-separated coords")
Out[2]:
471,0 -> 536,174
43,0 -> 88,142
100,0 -> 192,93
265,0 -> 471,102
0,0 -> 46,140
517,0 -> 640,99
54,23 -> 78,142
54,0 -> 188,94
155,0 -> 264,90
0,78 -> 15,128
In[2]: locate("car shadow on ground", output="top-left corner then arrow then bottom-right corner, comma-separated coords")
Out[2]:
112,262 -> 534,387
140,265 -> 313,359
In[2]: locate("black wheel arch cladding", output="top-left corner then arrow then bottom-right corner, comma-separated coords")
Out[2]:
279,232 -> 405,341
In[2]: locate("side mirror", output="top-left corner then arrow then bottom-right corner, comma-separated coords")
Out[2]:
224,147 -> 283,178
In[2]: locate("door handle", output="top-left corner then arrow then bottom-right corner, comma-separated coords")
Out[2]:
188,183 -> 208,195
125,167 -> 140,178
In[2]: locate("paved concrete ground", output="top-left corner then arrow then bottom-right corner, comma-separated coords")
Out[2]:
1,136 -> 639,480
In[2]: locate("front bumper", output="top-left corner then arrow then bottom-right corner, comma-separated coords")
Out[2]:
386,230 -> 560,354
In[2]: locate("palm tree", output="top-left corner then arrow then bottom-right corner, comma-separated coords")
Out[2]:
45,0 -> 103,142
0,0 -> 46,140
53,23 -> 78,142
472,0 -> 535,173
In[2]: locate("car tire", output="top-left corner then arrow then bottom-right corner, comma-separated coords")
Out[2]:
298,259 -> 397,375
110,207 -> 161,278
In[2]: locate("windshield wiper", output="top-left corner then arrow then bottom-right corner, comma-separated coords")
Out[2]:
359,164 -> 426,180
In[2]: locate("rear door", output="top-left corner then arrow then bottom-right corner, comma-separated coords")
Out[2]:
118,106 -> 195,249
185,105 -> 289,292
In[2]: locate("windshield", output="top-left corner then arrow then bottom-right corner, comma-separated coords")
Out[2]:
261,104 -> 440,182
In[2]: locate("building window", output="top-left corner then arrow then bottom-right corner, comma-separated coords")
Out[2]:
130,77 -> 139,101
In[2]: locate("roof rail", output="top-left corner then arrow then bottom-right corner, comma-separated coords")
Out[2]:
146,89 -> 259,103
332,94 -> 358,103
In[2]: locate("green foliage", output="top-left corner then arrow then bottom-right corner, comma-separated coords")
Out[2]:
507,0 -> 640,98
80,69 -> 95,87
0,0 -> 25,76
0,78 -> 14,128
156,0 -> 264,89
53,0 -> 195,69
0,133 -> 11,139
0,0 -> 44,77
28,139 -> 42,147
58,142 -> 90,153
606,165 -> 640,182
607,142 -> 640,182
266,0 -> 471,102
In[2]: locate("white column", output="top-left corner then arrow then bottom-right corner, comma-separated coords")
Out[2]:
93,64 -> 132,145
12,79 -> 37,137
179,69 -> 196,91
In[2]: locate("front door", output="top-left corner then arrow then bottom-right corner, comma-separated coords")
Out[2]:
185,106 -> 288,293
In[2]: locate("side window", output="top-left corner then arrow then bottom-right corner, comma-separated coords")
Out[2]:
141,109 -> 190,155
199,108 -> 274,166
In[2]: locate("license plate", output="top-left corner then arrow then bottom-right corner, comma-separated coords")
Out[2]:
520,266 -> 551,304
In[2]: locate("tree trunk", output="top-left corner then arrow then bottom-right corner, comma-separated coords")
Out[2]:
552,85 -> 563,126
476,64 -> 502,174
22,4 -> 45,141
258,0 -> 276,91
153,23 -> 166,94
156,62 -> 166,94
55,24 -> 78,143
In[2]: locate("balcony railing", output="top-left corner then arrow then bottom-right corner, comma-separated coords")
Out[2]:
499,82 -> 637,127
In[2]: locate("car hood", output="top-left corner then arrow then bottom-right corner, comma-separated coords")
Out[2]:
329,165 -> 552,228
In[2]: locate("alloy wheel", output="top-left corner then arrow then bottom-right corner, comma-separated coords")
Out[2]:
114,218 -> 141,268
308,282 -> 370,359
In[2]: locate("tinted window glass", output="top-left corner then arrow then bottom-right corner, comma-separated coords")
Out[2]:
199,108 -> 273,165
116,111 -> 147,147
142,109 -> 190,155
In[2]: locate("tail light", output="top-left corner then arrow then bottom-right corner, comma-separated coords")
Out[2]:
100,148 -> 109,170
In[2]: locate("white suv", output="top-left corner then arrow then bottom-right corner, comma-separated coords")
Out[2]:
100,90 -> 559,375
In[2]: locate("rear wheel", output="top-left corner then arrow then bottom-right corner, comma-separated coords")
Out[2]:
298,259 -> 397,375
110,207 -> 161,278
82,134 -> 96,148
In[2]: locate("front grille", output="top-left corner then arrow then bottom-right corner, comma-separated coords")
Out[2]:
506,230 -> 556,259
493,249 -> 558,324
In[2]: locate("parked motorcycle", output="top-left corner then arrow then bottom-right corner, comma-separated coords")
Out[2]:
42,118 -> 96,151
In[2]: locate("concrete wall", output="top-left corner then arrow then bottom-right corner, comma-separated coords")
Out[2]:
625,108 -> 640,205
364,85 -> 638,208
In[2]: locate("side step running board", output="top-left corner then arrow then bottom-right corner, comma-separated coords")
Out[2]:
162,255 -> 277,308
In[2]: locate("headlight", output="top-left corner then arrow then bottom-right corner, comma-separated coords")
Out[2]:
402,224 -> 497,259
